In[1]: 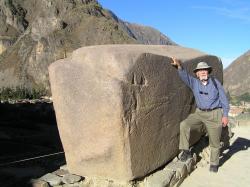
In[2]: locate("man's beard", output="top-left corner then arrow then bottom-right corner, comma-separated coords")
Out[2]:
199,75 -> 208,82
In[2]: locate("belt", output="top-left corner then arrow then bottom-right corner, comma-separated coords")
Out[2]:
198,107 -> 221,112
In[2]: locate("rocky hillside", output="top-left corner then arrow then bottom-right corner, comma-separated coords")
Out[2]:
224,50 -> 250,96
0,0 -> 176,95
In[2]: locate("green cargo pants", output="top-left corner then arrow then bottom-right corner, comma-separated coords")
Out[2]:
179,108 -> 223,166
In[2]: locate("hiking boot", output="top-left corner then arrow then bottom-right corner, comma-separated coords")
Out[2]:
209,165 -> 218,173
179,150 -> 192,162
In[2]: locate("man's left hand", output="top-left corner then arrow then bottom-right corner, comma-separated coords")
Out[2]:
222,117 -> 229,127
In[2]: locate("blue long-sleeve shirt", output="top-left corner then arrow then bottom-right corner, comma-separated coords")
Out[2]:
178,68 -> 230,117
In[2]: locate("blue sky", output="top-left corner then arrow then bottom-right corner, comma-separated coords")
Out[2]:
98,0 -> 250,69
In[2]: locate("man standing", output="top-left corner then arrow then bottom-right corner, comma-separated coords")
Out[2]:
171,57 -> 230,173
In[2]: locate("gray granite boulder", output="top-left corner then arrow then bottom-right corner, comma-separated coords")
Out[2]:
48,45 -> 222,181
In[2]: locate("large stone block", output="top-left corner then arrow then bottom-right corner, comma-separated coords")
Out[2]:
48,45 -> 222,181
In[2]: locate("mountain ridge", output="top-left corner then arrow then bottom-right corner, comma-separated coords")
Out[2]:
105,9 -> 177,45
224,50 -> 250,96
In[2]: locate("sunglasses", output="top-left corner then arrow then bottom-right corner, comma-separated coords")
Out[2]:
199,91 -> 208,95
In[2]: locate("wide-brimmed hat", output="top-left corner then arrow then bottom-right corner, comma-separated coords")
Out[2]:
193,62 -> 212,73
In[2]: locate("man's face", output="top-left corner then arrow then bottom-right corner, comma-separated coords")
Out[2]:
196,69 -> 209,81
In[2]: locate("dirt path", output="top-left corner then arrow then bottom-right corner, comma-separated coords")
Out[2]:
180,125 -> 250,187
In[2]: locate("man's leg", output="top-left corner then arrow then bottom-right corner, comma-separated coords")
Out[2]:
203,109 -> 222,170
179,110 -> 202,160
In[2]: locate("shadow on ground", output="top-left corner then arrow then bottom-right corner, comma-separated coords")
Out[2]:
220,136 -> 250,167
0,102 -> 65,187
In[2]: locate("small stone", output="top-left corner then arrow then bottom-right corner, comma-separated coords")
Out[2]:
62,174 -> 82,184
185,158 -> 195,173
193,153 -> 197,163
30,179 -> 49,187
53,169 -> 69,177
173,156 -> 179,162
144,169 -> 175,187
165,161 -> 188,179
40,173 -> 62,186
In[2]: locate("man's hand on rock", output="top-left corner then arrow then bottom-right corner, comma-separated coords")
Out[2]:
170,57 -> 182,69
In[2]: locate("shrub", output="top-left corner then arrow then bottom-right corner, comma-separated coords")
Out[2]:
0,86 -> 47,100
238,92 -> 250,102
230,92 -> 250,105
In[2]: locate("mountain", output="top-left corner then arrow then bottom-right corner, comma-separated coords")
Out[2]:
105,10 -> 176,45
224,50 -> 250,96
0,0 -> 176,95
124,22 -> 176,45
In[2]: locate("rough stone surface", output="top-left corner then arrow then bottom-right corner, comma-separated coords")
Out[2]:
49,44 -> 223,181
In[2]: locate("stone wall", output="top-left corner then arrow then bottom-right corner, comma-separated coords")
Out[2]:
48,44 -> 222,182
